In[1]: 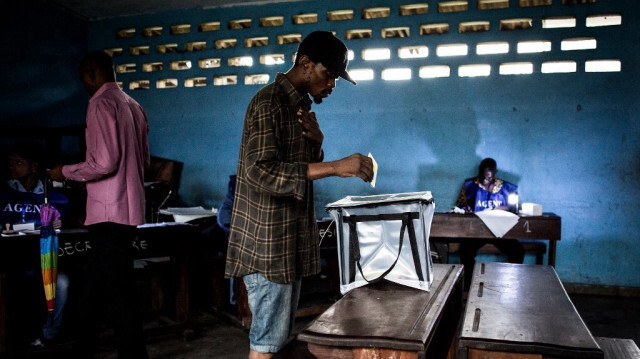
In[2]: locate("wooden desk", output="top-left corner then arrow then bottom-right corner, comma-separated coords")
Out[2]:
430,213 -> 561,266
297,264 -> 464,359
0,224 -> 199,354
457,262 -> 603,359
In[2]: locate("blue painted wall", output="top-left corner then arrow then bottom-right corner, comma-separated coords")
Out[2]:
2,1 -> 88,127
3,0 -> 639,288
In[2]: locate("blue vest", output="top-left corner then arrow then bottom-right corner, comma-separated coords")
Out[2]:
462,178 -> 518,212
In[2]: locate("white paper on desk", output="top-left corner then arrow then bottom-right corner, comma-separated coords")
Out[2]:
161,206 -> 211,214
137,222 -> 192,228
1,232 -> 26,238
159,206 -> 216,223
13,223 -> 35,231
475,209 -> 519,238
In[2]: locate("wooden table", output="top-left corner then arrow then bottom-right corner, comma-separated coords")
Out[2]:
457,262 -> 603,359
430,213 -> 561,266
297,264 -> 464,359
0,223 -> 200,354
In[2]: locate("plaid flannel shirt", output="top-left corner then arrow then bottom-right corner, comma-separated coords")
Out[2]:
225,73 -> 321,284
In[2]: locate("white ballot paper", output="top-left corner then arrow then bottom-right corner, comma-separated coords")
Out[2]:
368,152 -> 378,188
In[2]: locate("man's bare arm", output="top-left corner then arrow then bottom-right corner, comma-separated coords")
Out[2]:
308,153 -> 373,182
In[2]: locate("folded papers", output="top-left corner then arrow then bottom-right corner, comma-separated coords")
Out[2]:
475,209 -> 519,238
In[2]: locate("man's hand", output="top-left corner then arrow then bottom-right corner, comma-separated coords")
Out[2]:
47,165 -> 65,182
307,153 -> 374,181
297,108 -> 324,147
334,154 -> 374,182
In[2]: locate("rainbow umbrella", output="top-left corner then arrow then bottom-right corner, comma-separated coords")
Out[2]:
40,201 -> 60,312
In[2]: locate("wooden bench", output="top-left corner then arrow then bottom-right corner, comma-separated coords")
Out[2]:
595,337 -> 640,359
457,262 -> 604,359
298,264 -> 464,359
447,241 -> 547,264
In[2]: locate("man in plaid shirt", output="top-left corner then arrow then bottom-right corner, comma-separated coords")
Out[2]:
225,31 -> 374,358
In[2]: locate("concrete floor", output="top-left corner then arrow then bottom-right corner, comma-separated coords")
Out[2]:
570,293 -> 640,346
6,307 -> 313,359
108,310 -> 254,359
9,292 -> 638,359
128,293 -> 640,359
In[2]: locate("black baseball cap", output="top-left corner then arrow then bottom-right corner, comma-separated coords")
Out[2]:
297,31 -> 356,85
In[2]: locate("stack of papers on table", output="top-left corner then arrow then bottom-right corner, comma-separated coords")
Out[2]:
158,206 -> 217,223
1,229 -> 60,237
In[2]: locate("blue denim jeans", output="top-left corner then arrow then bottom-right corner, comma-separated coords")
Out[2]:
243,272 -> 301,353
42,272 -> 70,339
25,269 -> 70,340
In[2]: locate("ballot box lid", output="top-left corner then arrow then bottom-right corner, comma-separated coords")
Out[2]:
326,191 -> 433,210
297,264 -> 463,352
459,263 -> 603,359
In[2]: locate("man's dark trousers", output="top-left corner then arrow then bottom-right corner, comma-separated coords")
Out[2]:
71,222 -> 148,359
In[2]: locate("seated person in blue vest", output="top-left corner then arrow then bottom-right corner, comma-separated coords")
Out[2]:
456,157 -> 524,291
2,141 -> 70,346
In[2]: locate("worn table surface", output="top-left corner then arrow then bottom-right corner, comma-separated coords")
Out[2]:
458,262 -> 603,359
298,264 -> 463,352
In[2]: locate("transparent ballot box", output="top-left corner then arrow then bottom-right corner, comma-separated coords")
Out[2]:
326,191 -> 435,294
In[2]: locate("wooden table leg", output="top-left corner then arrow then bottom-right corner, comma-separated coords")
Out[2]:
175,250 -> 189,322
549,240 -> 557,267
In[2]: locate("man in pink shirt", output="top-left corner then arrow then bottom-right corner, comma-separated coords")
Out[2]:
49,50 -> 149,359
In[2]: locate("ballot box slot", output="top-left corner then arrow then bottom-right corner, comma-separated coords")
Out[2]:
473,308 -> 482,332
